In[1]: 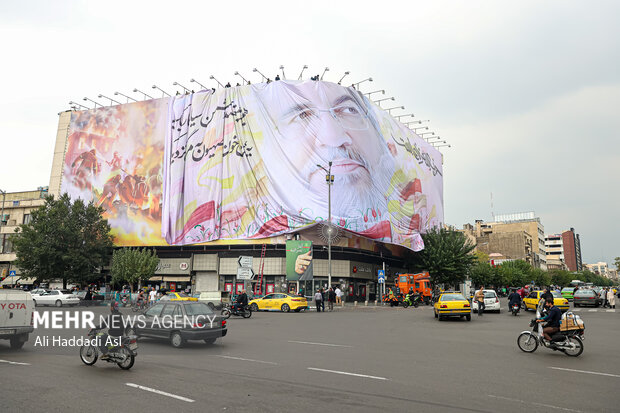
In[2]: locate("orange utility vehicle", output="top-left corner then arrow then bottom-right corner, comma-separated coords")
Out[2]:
396,272 -> 432,305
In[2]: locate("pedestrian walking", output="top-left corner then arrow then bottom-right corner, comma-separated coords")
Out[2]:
607,288 -> 616,309
314,289 -> 323,312
475,286 -> 485,316
601,288 -> 608,308
320,288 -> 326,312
328,287 -> 336,311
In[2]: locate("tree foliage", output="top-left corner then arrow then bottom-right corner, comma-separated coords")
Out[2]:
110,247 -> 159,292
411,227 -> 476,287
11,194 -> 113,288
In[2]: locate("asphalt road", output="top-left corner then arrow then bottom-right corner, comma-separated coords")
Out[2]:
1,300 -> 619,413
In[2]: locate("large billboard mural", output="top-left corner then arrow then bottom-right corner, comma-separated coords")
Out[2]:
60,80 -> 443,251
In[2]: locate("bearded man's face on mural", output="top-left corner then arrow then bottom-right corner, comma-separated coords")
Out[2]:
258,81 -> 393,219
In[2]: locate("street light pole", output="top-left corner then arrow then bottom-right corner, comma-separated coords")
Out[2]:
327,161 -> 333,290
317,162 -> 334,289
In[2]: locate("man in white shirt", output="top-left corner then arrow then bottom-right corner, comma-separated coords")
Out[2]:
148,287 -> 157,306
335,287 -> 342,305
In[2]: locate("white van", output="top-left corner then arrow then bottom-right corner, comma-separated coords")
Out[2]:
0,289 -> 35,349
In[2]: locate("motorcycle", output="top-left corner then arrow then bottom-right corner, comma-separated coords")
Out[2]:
120,293 -> 131,307
402,293 -> 423,308
79,328 -> 138,370
511,303 -> 521,316
516,306 -> 584,357
132,300 -> 147,312
221,303 -> 252,319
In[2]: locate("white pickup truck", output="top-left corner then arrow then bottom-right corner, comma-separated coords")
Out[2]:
0,289 -> 35,349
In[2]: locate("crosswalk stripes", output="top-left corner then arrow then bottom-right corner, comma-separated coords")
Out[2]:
570,308 -> 615,313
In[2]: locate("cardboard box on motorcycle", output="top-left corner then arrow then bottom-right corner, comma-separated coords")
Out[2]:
560,312 -> 585,332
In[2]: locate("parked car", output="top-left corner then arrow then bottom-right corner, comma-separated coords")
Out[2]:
471,289 -> 501,313
573,289 -> 602,307
32,290 -> 80,307
127,301 -> 227,348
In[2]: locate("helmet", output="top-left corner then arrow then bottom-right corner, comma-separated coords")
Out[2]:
111,301 -> 119,311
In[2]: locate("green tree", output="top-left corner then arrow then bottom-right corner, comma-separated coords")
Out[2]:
410,227 -> 476,287
496,260 -> 533,287
11,194 -> 113,288
110,247 -> 159,292
549,269 -> 572,287
614,257 -> 620,271
469,261 -> 495,287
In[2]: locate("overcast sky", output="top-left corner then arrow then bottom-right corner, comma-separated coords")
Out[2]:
0,1 -> 618,267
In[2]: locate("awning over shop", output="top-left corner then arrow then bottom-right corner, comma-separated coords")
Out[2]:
148,276 -> 191,282
1,276 -> 21,286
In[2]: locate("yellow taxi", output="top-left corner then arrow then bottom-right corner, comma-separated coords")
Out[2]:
249,293 -> 308,313
433,292 -> 471,321
164,292 -> 198,301
523,290 -> 569,312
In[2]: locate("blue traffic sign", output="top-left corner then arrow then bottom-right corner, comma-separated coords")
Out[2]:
9,270 -> 16,276
378,270 -> 385,283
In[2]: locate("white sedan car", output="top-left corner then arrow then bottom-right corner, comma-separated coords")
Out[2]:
471,290 -> 501,313
32,290 -> 80,307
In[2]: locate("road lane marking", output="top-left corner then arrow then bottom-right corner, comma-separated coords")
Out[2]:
215,355 -> 278,365
307,367 -> 388,380
0,359 -> 30,366
606,309 -> 615,312
126,383 -> 194,403
288,340 -> 352,348
549,367 -> 620,378
488,395 -> 582,412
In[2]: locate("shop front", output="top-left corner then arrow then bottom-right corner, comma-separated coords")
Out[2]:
149,258 -> 192,292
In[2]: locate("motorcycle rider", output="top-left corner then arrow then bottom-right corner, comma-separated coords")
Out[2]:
233,289 -> 248,313
97,302 -> 125,359
136,289 -> 146,309
536,298 -> 562,344
508,289 -> 522,311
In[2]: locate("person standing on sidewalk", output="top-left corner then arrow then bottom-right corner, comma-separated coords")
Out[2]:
328,287 -> 336,311
335,286 -> 342,306
314,289 -> 323,312
475,286 -> 485,316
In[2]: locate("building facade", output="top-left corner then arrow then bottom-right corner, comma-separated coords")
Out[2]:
544,233 -> 566,270
0,188 -> 48,286
561,228 -> 583,272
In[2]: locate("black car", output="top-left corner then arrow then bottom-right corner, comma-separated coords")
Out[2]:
127,301 -> 227,348
573,289 -> 602,308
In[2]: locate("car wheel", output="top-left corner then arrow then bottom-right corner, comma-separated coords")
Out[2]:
466,314 -> 471,321
203,338 -> 216,345
207,302 -> 215,310
55,300 -> 62,308
250,303 -> 259,312
281,303 -> 290,312
170,332 -> 185,348
294,308 -> 301,312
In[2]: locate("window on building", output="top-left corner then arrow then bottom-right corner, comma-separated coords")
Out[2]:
1,234 -> 13,254
23,214 -> 32,225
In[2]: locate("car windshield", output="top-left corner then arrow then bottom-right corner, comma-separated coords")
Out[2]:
184,302 -> 214,316
441,294 -> 466,301
483,292 -> 496,298
575,290 -> 594,297
561,288 -> 573,292
551,291 -> 562,298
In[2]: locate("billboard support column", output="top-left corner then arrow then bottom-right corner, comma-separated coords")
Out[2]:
327,161 -> 333,289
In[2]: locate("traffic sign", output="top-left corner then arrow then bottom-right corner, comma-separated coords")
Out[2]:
237,267 -> 255,280
9,270 -> 16,277
238,256 -> 253,268
378,269 -> 385,283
